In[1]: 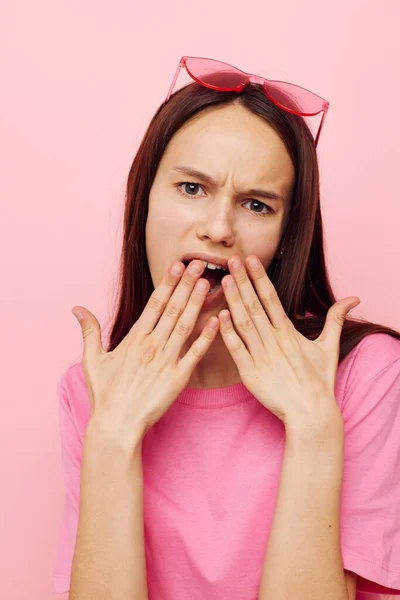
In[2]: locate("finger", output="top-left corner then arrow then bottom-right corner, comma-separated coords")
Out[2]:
318,297 -> 360,350
153,260 -> 207,344
244,255 -> 290,331
218,309 -> 253,372
71,306 -> 105,365
177,316 -> 220,377
137,260 -> 204,337
225,256 -> 277,348
221,274 -> 266,356
164,274 -> 212,355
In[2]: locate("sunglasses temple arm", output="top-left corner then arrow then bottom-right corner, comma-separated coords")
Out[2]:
166,59 -> 185,103
314,108 -> 328,147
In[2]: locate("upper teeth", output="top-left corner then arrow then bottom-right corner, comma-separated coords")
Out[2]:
201,261 -> 227,271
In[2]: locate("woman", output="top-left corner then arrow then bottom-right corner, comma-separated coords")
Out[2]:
52,57 -> 400,599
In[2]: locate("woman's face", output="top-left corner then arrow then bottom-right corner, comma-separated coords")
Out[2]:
145,103 -> 295,381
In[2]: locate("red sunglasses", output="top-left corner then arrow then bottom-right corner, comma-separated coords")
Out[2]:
166,56 -> 329,147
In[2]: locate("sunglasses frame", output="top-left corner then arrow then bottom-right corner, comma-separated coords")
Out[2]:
165,55 -> 329,147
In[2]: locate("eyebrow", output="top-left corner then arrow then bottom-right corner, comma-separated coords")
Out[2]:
171,166 -> 285,203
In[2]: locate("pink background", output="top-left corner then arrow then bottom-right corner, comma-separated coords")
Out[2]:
1,0 -> 399,598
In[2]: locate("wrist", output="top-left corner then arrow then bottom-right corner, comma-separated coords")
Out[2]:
284,410 -> 345,481
85,413 -> 145,457
284,403 -> 344,447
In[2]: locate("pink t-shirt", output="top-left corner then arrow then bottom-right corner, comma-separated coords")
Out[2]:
52,332 -> 400,599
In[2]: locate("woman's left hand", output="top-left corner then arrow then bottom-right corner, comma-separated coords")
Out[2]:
218,255 -> 360,431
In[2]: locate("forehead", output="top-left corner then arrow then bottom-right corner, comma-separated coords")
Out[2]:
160,104 -> 295,190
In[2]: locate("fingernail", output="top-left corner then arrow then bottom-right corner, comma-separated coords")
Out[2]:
171,263 -> 183,276
248,257 -> 260,270
72,309 -> 84,321
231,258 -> 242,271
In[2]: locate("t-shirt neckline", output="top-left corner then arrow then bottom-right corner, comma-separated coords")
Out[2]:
176,381 -> 254,408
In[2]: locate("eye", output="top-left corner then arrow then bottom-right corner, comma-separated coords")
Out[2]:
177,182 -> 204,197
175,182 -> 274,217
242,199 -> 273,216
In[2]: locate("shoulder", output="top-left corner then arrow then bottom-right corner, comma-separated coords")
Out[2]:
344,332 -> 400,384
336,333 -> 400,412
58,360 -> 86,398
57,361 -> 91,430
341,334 -> 400,427
349,332 -> 400,366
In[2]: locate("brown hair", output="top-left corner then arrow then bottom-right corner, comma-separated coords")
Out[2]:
105,81 -> 400,363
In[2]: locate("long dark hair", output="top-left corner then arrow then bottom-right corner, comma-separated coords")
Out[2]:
105,81 -> 400,363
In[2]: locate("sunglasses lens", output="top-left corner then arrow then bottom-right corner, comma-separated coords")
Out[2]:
182,58 -> 325,118
185,57 -> 247,90
264,81 -> 324,116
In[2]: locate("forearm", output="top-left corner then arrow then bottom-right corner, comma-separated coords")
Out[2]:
258,412 -> 348,600
70,420 -> 148,600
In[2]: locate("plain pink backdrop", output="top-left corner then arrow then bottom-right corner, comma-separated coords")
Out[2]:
1,0 -> 399,598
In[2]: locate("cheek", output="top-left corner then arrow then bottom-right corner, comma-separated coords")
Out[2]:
146,205 -> 176,248
245,233 -> 280,257
149,194 -> 190,231
145,210 -> 186,285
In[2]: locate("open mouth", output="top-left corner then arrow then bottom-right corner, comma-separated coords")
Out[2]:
183,260 -> 226,293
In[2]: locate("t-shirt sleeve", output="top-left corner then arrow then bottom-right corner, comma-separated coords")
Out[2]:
339,333 -> 400,596
52,373 -> 83,594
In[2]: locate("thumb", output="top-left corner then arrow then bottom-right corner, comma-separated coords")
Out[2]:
319,297 -> 361,348
71,306 -> 104,363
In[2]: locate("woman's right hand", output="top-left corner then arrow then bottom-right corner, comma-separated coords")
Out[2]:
71,259 -> 220,448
